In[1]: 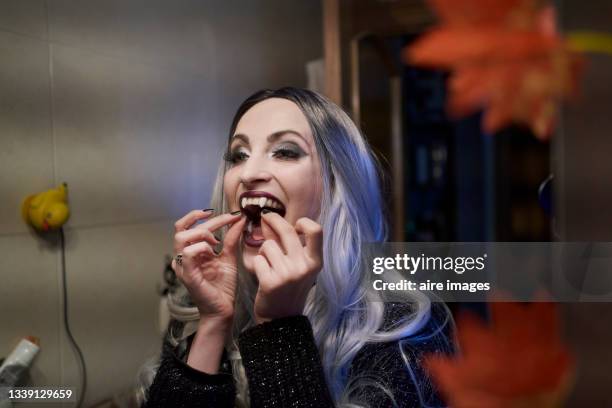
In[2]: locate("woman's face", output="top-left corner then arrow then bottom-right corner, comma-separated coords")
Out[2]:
223,98 -> 322,272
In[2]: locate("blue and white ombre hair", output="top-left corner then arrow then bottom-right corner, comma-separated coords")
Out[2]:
140,87 -> 454,408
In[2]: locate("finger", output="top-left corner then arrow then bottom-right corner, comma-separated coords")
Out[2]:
222,216 -> 247,254
199,212 -> 243,234
260,214 -> 282,246
181,242 -> 216,281
258,239 -> 287,273
252,254 -> 274,286
172,256 -> 188,282
174,209 -> 215,232
294,217 -> 323,266
174,253 -> 219,300
260,212 -> 302,255
175,227 -> 219,253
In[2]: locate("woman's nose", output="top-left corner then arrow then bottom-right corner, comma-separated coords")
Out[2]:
239,156 -> 273,186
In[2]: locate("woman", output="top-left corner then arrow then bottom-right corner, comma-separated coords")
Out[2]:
141,87 -> 454,407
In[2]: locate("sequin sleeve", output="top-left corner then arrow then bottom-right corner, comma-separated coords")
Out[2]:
346,302 -> 455,408
238,315 -> 335,408
143,334 -> 236,408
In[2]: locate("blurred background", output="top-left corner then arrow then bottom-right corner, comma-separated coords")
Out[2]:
0,0 -> 610,407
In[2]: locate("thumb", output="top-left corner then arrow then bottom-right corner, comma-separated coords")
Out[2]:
222,216 -> 246,254
253,254 -> 272,282
261,214 -> 281,243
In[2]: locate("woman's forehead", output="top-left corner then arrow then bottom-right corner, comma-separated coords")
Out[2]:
234,98 -> 313,142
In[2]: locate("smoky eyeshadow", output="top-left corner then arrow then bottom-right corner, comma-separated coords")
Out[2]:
273,142 -> 306,156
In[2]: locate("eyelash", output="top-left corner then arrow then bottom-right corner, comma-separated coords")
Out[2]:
223,146 -> 303,165
223,150 -> 248,164
272,147 -> 302,160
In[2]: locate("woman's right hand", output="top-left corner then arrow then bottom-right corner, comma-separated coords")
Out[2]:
172,209 -> 246,326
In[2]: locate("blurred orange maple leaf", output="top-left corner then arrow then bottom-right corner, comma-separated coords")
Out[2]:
424,302 -> 575,408
404,0 -> 584,140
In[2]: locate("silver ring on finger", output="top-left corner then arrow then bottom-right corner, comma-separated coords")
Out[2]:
175,253 -> 183,267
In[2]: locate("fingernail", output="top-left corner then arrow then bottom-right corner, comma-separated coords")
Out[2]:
231,210 -> 242,216
202,208 -> 214,213
261,209 -> 271,215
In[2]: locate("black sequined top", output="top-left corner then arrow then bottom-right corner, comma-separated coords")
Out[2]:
143,302 -> 454,408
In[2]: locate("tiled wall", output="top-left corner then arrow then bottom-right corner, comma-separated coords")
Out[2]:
0,1 -> 322,406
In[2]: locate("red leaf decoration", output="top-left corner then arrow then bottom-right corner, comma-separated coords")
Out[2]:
404,0 -> 584,140
424,302 -> 575,408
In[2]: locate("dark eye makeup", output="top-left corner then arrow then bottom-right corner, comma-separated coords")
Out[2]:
271,143 -> 305,160
223,149 -> 248,164
223,142 -> 306,165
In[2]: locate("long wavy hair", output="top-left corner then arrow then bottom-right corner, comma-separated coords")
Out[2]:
138,87 -> 453,407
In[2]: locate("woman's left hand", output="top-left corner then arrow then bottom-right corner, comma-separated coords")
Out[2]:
252,211 -> 323,324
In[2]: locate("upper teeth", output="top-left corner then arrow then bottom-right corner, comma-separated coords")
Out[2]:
241,196 -> 282,209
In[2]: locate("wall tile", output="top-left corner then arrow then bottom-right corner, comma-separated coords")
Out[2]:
0,231 -> 61,388
0,0 -> 47,39
59,221 -> 172,406
47,0 -> 215,77
210,0 -> 323,127
0,31 -> 54,235
51,44 -> 223,228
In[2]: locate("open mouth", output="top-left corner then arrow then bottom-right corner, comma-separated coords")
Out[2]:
239,191 -> 286,247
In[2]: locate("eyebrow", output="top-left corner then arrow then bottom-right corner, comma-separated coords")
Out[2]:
231,130 -> 309,147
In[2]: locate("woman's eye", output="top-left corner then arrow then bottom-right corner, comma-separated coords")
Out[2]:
223,150 -> 248,165
272,147 -> 303,160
